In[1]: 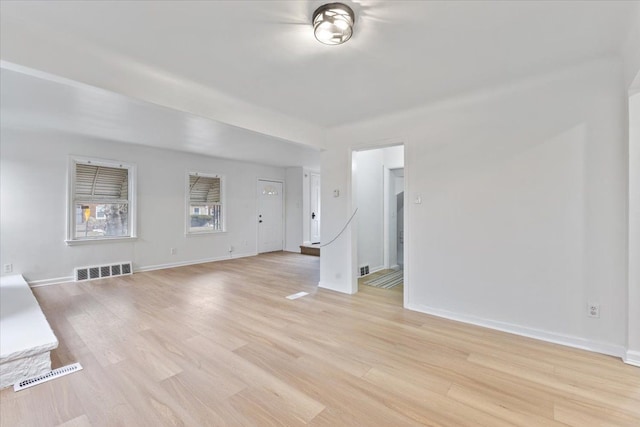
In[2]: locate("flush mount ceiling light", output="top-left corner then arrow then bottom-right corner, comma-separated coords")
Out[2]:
312,3 -> 355,45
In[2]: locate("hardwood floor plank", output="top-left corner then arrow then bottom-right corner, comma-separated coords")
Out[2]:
467,352 -> 640,415
553,398 -> 640,427
56,414 -> 92,427
108,358 -> 201,427
362,367 -> 515,427
122,334 -> 183,382
64,351 -> 141,427
0,391 -> 28,426
446,383 -> 562,426
1,252 -> 638,426
183,335 -> 326,423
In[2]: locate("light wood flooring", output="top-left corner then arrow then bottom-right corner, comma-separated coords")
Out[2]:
1,252 -> 639,426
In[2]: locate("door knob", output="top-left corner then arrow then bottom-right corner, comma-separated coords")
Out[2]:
311,212 -> 316,219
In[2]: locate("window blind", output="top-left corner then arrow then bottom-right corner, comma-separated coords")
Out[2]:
189,175 -> 220,204
75,164 -> 129,201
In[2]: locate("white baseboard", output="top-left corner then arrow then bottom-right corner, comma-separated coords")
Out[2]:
407,302 -> 626,359
370,265 -> 385,274
136,251 -> 257,273
318,281 -> 355,294
26,252 -> 258,287
624,350 -> 640,367
29,276 -> 75,287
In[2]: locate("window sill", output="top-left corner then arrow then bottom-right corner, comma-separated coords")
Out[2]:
65,236 -> 138,246
185,231 -> 227,237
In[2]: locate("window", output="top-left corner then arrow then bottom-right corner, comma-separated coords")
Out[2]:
68,157 -> 136,243
187,172 -> 224,234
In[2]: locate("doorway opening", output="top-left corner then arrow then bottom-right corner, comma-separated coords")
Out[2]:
309,172 -> 321,244
351,144 -> 405,302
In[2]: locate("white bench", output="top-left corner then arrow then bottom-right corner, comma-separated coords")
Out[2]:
0,275 -> 58,389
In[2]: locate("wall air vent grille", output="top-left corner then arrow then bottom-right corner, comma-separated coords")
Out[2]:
76,268 -> 88,281
359,265 -> 370,277
74,262 -> 132,282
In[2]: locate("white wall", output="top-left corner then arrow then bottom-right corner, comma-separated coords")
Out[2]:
321,57 -> 629,356
628,91 -> 640,364
285,167 -> 303,253
383,146 -> 404,169
354,149 -> 384,272
622,4 -> 640,89
0,129 -> 288,284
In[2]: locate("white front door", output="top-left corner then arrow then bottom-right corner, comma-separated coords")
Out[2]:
257,180 -> 284,253
310,173 -> 321,243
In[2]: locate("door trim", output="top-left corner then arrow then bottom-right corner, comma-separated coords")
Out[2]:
349,139 -> 409,309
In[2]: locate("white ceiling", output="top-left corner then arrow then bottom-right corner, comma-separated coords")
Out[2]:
0,1 -> 638,160
0,67 -> 321,169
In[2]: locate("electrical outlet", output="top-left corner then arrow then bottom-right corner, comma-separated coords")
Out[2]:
3,264 -> 12,273
170,248 -> 176,255
588,303 -> 600,318
228,245 -> 234,253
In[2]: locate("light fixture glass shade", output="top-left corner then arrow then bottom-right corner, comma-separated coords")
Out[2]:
312,3 -> 355,45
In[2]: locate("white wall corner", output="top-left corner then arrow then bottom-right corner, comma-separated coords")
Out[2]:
407,303 -> 627,360
623,350 -> 640,367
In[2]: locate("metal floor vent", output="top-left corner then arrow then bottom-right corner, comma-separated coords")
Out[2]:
75,262 -> 132,282
14,363 -> 83,392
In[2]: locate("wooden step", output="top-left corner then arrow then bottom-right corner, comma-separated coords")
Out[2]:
300,243 -> 320,256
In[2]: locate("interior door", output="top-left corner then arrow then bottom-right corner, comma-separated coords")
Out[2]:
310,173 -> 321,243
257,180 -> 284,253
